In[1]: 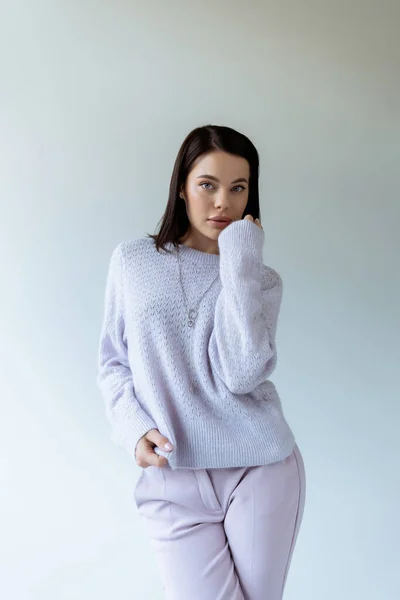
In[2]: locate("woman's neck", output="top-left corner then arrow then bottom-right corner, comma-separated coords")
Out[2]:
179,228 -> 219,255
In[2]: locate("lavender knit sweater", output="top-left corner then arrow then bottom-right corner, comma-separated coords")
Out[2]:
97,219 -> 296,469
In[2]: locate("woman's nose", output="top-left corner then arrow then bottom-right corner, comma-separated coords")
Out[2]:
214,190 -> 230,209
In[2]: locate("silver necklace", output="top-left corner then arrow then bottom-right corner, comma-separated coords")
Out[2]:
176,248 -> 220,327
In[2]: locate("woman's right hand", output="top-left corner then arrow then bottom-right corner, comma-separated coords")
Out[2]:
135,429 -> 174,468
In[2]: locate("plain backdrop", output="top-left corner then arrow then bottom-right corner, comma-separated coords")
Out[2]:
1,1 -> 399,599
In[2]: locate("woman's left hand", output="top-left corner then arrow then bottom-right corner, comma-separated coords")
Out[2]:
244,215 -> 263,230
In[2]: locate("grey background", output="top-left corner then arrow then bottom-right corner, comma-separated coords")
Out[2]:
1,1 -> 399,598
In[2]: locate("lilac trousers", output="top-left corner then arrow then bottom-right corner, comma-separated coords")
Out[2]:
134,444 -> 306,600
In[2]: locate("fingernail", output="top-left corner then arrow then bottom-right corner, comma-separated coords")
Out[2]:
164,442 -> 173,451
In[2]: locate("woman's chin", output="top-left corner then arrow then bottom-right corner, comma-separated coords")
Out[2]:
203,227 -> 222,240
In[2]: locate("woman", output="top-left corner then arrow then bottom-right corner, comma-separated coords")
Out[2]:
97,124 -> 306,600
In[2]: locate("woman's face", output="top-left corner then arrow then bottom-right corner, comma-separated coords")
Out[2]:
180,150 -> 250,247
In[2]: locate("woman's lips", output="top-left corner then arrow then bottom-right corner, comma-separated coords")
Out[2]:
208,219 -> 232,229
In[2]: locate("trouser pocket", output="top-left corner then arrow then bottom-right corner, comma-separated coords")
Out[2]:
134,465 -> 222,515
133,466 -> 162,509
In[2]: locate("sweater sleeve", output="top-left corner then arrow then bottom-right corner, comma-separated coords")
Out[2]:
208,219 -> 283,395
97,243 -> 157,457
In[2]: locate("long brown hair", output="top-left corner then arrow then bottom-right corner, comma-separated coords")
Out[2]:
148,124 -> 261,252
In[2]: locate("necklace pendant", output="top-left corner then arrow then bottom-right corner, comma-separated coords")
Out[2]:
188,309 -> 197,327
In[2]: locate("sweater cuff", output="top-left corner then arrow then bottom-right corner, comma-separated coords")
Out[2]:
217,218 -> 265,260
110,404 -> 157,460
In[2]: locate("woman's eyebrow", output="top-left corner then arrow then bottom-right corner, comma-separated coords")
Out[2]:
196,174 -> 248,184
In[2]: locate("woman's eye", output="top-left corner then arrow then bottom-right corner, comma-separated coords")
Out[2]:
200,183 -> 246,192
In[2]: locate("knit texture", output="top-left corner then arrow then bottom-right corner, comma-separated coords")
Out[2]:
97,219 -> 296,469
